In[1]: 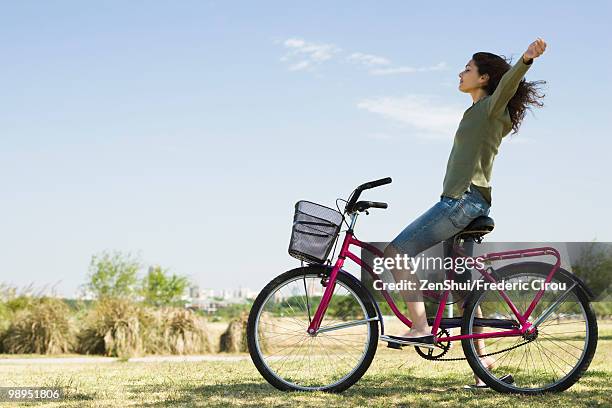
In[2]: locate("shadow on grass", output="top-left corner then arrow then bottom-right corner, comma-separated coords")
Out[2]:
136,370 -> 612,408
65,392 -> 95,401
595,335 -> 612,341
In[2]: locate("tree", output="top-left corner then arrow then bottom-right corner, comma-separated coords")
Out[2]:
85,251 -> 140,299
140,266 -> 190,307
571,241 -> 612,318
572,241 -> 612,300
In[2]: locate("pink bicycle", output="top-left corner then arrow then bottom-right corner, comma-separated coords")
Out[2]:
247,178 -> 598,394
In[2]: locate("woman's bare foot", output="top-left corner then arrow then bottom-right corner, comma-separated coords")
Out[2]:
473,355 -> 496,385
400,327 -> 432,338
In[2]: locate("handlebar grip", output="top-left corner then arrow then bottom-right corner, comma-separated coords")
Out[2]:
353,201 -> 388,212
361,177 -> 392,190
370,201 -> 388,209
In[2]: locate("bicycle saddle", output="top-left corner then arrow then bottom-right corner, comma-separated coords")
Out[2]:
463,216 -> 495,234
458,216 -> 494,243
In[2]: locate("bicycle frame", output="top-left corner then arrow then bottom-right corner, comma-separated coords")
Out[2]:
306,214 -> 564,343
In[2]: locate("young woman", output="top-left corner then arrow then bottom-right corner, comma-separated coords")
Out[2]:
382,38 -> 547,386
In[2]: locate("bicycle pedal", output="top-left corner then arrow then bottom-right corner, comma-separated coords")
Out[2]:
380,334 -> 436,349
386,341 -> 403,350
380,335 -> 403,349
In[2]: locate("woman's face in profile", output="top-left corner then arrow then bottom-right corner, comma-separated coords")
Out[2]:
458,59 -> 487,93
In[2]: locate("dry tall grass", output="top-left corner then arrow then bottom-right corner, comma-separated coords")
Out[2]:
219,312 -> 270,353
148,308 -> 212,354
77,297 -> 147,357
0,302 -> 9,353
1,285 -> 216,357
219,316 -> 247,352
1,297 -> 73,354
77,300 -> 213,356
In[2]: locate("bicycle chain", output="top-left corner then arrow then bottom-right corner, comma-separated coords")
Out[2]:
426,338 -> 534,362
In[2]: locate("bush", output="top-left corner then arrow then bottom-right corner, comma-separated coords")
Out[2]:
592,301 -> 612,319
1,297 -> 74,354
219,317 -> 246,353
219,312 -> 269,353
214,302 -> 253,322
147,308 -> 212,354
0,301 -> 9,330
0,303 -> 7,353
77,297 -> 148,358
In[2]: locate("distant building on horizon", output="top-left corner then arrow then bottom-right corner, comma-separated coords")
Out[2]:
186,284 -> 257,313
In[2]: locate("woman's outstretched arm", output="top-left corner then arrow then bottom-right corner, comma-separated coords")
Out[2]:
487,37 -> 547,117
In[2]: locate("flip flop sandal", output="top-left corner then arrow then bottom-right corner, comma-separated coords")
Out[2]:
463,374 -> 514,389
463,383 -> 489,389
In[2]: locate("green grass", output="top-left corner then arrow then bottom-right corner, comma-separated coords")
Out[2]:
0,322 -> 610,407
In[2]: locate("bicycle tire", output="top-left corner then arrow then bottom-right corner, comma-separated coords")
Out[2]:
461,262 -> 598,394
247,265 -> 379,392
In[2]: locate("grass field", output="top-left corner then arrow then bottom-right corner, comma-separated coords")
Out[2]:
0,320 -> 610,407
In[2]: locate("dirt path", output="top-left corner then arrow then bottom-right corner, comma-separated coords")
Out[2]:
0,354 -> 250,364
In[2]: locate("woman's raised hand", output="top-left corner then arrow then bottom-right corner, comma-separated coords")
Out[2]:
523,37 -> 547,62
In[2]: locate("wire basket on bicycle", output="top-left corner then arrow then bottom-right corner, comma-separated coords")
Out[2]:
288,200 -> 343,264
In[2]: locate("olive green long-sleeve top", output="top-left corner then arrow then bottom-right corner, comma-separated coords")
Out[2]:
441,56 -> 533,205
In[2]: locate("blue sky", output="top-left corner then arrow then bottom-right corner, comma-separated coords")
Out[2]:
2,1 -> 611,297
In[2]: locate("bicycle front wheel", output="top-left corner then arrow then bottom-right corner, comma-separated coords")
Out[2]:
461,262 -> 598,394
247,265 -> 379,392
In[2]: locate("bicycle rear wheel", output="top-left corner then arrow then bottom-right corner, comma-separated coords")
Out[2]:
461,262 -> 598,394
247,265 -> 379,392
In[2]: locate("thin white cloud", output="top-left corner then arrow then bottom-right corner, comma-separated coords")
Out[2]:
348,52 -> 391,66
280,38 -> 341,71
278,38 -> 448,76
370,62 -> 448,76
357,95 -> 464,140
359,96 -> 536,144
288,61 -> 311,71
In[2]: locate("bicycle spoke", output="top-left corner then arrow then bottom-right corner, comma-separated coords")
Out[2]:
253,272 -> 373,390
466,269 -> 592,392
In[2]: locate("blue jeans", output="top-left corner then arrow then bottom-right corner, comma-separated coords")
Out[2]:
390,186 -> 491,256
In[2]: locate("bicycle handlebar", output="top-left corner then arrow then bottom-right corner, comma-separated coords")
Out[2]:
345,177 -> 392,213
354,201 -> 388,212
359,177 -> 392,190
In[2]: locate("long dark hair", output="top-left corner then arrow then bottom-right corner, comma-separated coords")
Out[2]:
472,52 -> 546,134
